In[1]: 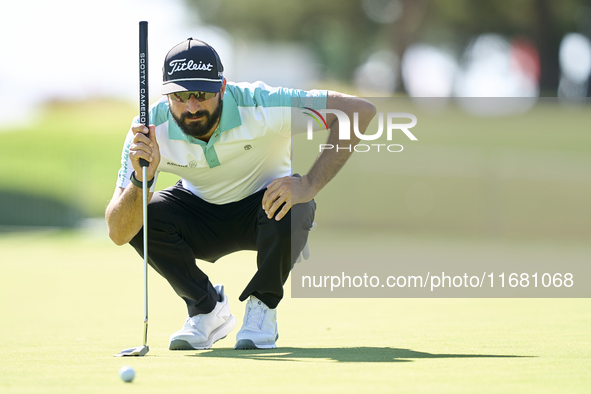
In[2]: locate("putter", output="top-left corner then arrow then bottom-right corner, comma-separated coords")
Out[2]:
115,20 -> 150,357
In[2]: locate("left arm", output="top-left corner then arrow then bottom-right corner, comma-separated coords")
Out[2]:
263,91 -> 377,220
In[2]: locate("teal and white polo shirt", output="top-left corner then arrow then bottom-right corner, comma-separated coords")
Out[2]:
117,81 -> 327,204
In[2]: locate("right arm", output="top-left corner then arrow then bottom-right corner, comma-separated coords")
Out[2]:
105,124 -> 160,245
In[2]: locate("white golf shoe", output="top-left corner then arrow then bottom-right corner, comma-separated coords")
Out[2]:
169,284 -> 237,350
234,295 -> 278,349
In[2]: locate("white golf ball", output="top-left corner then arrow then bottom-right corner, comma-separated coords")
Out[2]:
119,366 -> 135,383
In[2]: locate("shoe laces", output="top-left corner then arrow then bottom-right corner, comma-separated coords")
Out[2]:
245,299 -> 266,329
188,315 -> 201,328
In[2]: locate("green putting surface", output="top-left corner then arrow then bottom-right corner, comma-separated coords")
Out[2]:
0,229 -> 589,393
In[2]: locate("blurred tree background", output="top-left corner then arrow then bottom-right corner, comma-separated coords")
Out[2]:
186,0 -> 591,96
1,0 -> 590,231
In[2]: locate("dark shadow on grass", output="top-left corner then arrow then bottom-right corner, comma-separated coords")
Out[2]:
187,347 -> 532,363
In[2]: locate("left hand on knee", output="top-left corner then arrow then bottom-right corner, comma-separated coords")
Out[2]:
262,175 -> 315,221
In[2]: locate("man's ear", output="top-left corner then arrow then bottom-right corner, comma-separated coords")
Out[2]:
220,78 -> 227,99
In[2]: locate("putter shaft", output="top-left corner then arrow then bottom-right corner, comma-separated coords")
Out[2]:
142,164 -> 149,347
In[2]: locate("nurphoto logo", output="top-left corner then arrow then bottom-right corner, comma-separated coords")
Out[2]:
303,108 -> 418,153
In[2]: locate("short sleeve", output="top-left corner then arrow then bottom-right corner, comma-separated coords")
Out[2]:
115,119 -> 158,192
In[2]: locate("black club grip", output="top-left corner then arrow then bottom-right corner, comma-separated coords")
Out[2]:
139,21 -> 149,168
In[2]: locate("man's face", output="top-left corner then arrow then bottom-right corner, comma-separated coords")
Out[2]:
168,88 -> 224,139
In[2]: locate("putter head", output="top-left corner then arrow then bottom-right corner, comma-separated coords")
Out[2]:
114,345 -> 149,357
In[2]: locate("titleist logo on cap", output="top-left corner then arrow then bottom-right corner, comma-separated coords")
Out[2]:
168,59 -> 214,75
162,38 -> 224,94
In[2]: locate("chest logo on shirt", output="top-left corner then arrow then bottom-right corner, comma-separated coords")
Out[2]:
244,145 -> 252,151
189,160 -> 198,168
167,161 -> 187,168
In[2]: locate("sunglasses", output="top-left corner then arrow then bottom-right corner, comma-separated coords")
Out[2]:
170,91 -> 217,102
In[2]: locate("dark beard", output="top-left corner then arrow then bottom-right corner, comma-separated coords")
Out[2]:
171,96 -> 223,139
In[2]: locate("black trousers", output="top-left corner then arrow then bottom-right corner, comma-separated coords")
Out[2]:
129,181 -> 316,316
